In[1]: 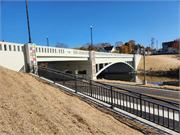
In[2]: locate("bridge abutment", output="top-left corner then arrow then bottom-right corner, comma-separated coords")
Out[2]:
133,54 -> 142,72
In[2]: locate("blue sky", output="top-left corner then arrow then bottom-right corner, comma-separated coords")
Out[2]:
1,1 -> 179,49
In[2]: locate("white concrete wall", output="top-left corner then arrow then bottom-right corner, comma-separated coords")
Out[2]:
0,42 -> 25,71
168,47 -> 179,53
95,52 -> 134,64
111,46 -> 116,52
134,54 -> 142,71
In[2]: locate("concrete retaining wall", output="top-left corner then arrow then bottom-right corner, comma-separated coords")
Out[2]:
0,42 -> 25,71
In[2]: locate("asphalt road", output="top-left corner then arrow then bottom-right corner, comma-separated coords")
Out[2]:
96,81 -> 180,103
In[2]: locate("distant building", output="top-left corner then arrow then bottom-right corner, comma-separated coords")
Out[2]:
133,44 -> 144,54
97,47 -> 106,52
97,46 -> 116,53
162,41 -> 178,53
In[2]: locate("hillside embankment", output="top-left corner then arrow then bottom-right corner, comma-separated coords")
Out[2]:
0,66 -> 162,134
137,54 -> 180,76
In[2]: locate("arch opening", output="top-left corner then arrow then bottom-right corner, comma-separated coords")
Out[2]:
96,62 -> 134,78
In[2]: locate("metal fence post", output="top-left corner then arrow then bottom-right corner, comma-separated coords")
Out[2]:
53,71 -> 55,84
111,86 -> 114,108
90,80 -> 92,97
63,73 -> 65,85
140,94 -> 142,117
75,75 -> 77,93
38,67 -> 40,78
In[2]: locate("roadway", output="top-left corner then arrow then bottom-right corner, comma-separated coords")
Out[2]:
96,81 -> 180,103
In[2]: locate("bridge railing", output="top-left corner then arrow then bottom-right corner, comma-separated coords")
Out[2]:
0,42 -> 24,52
35,45 -> 134,58
36,45 -> 89,56
36,66 -> 179,133
0,41 -> 136,58
95,52 -> 134,57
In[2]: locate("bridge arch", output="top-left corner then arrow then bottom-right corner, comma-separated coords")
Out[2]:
96,61 -> 134,77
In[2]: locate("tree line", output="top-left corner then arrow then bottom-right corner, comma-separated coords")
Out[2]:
55,38 -> 180,54
55,40 -> 138,54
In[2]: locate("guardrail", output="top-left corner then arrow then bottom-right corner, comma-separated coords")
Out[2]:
35,66 -> 180,133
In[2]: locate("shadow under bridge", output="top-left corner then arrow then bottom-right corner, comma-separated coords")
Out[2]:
96,62 -> 134,77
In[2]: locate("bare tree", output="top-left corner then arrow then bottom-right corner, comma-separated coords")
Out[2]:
96,43 -> 111,47
56,42 -> 69,48
84,43 -> 91,49
83,43 -> 100,51
115,41 -> 123,47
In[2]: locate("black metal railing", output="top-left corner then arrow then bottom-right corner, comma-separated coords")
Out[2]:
35,66 -> 180,133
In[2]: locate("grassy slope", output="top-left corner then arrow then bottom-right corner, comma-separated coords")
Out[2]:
0,66 -> 144,135
137,55 -> 180,72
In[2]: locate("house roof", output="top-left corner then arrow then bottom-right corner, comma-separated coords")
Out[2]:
104,46 -> 114,51
97,47 -> 106,52
162,41 -> 175,47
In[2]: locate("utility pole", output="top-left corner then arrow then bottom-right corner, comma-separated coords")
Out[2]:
151,38 -> 155,50
25,0 -> 32,43
143,47 -> 147,85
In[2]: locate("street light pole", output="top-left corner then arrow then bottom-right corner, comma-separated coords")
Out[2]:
47,36 -> 49,47
90,26 -> 93,50
25,0 -> 32,43
143,47 -> 147,85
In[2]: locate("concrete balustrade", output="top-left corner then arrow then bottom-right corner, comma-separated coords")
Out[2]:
35,46 -> 89,56
0,42 -> 24,52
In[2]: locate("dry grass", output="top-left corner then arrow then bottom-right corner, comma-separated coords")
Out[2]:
0,66 -> 162,134
137,55 -> 180,71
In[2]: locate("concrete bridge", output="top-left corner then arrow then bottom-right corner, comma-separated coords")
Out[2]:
0,42 -> 141,79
